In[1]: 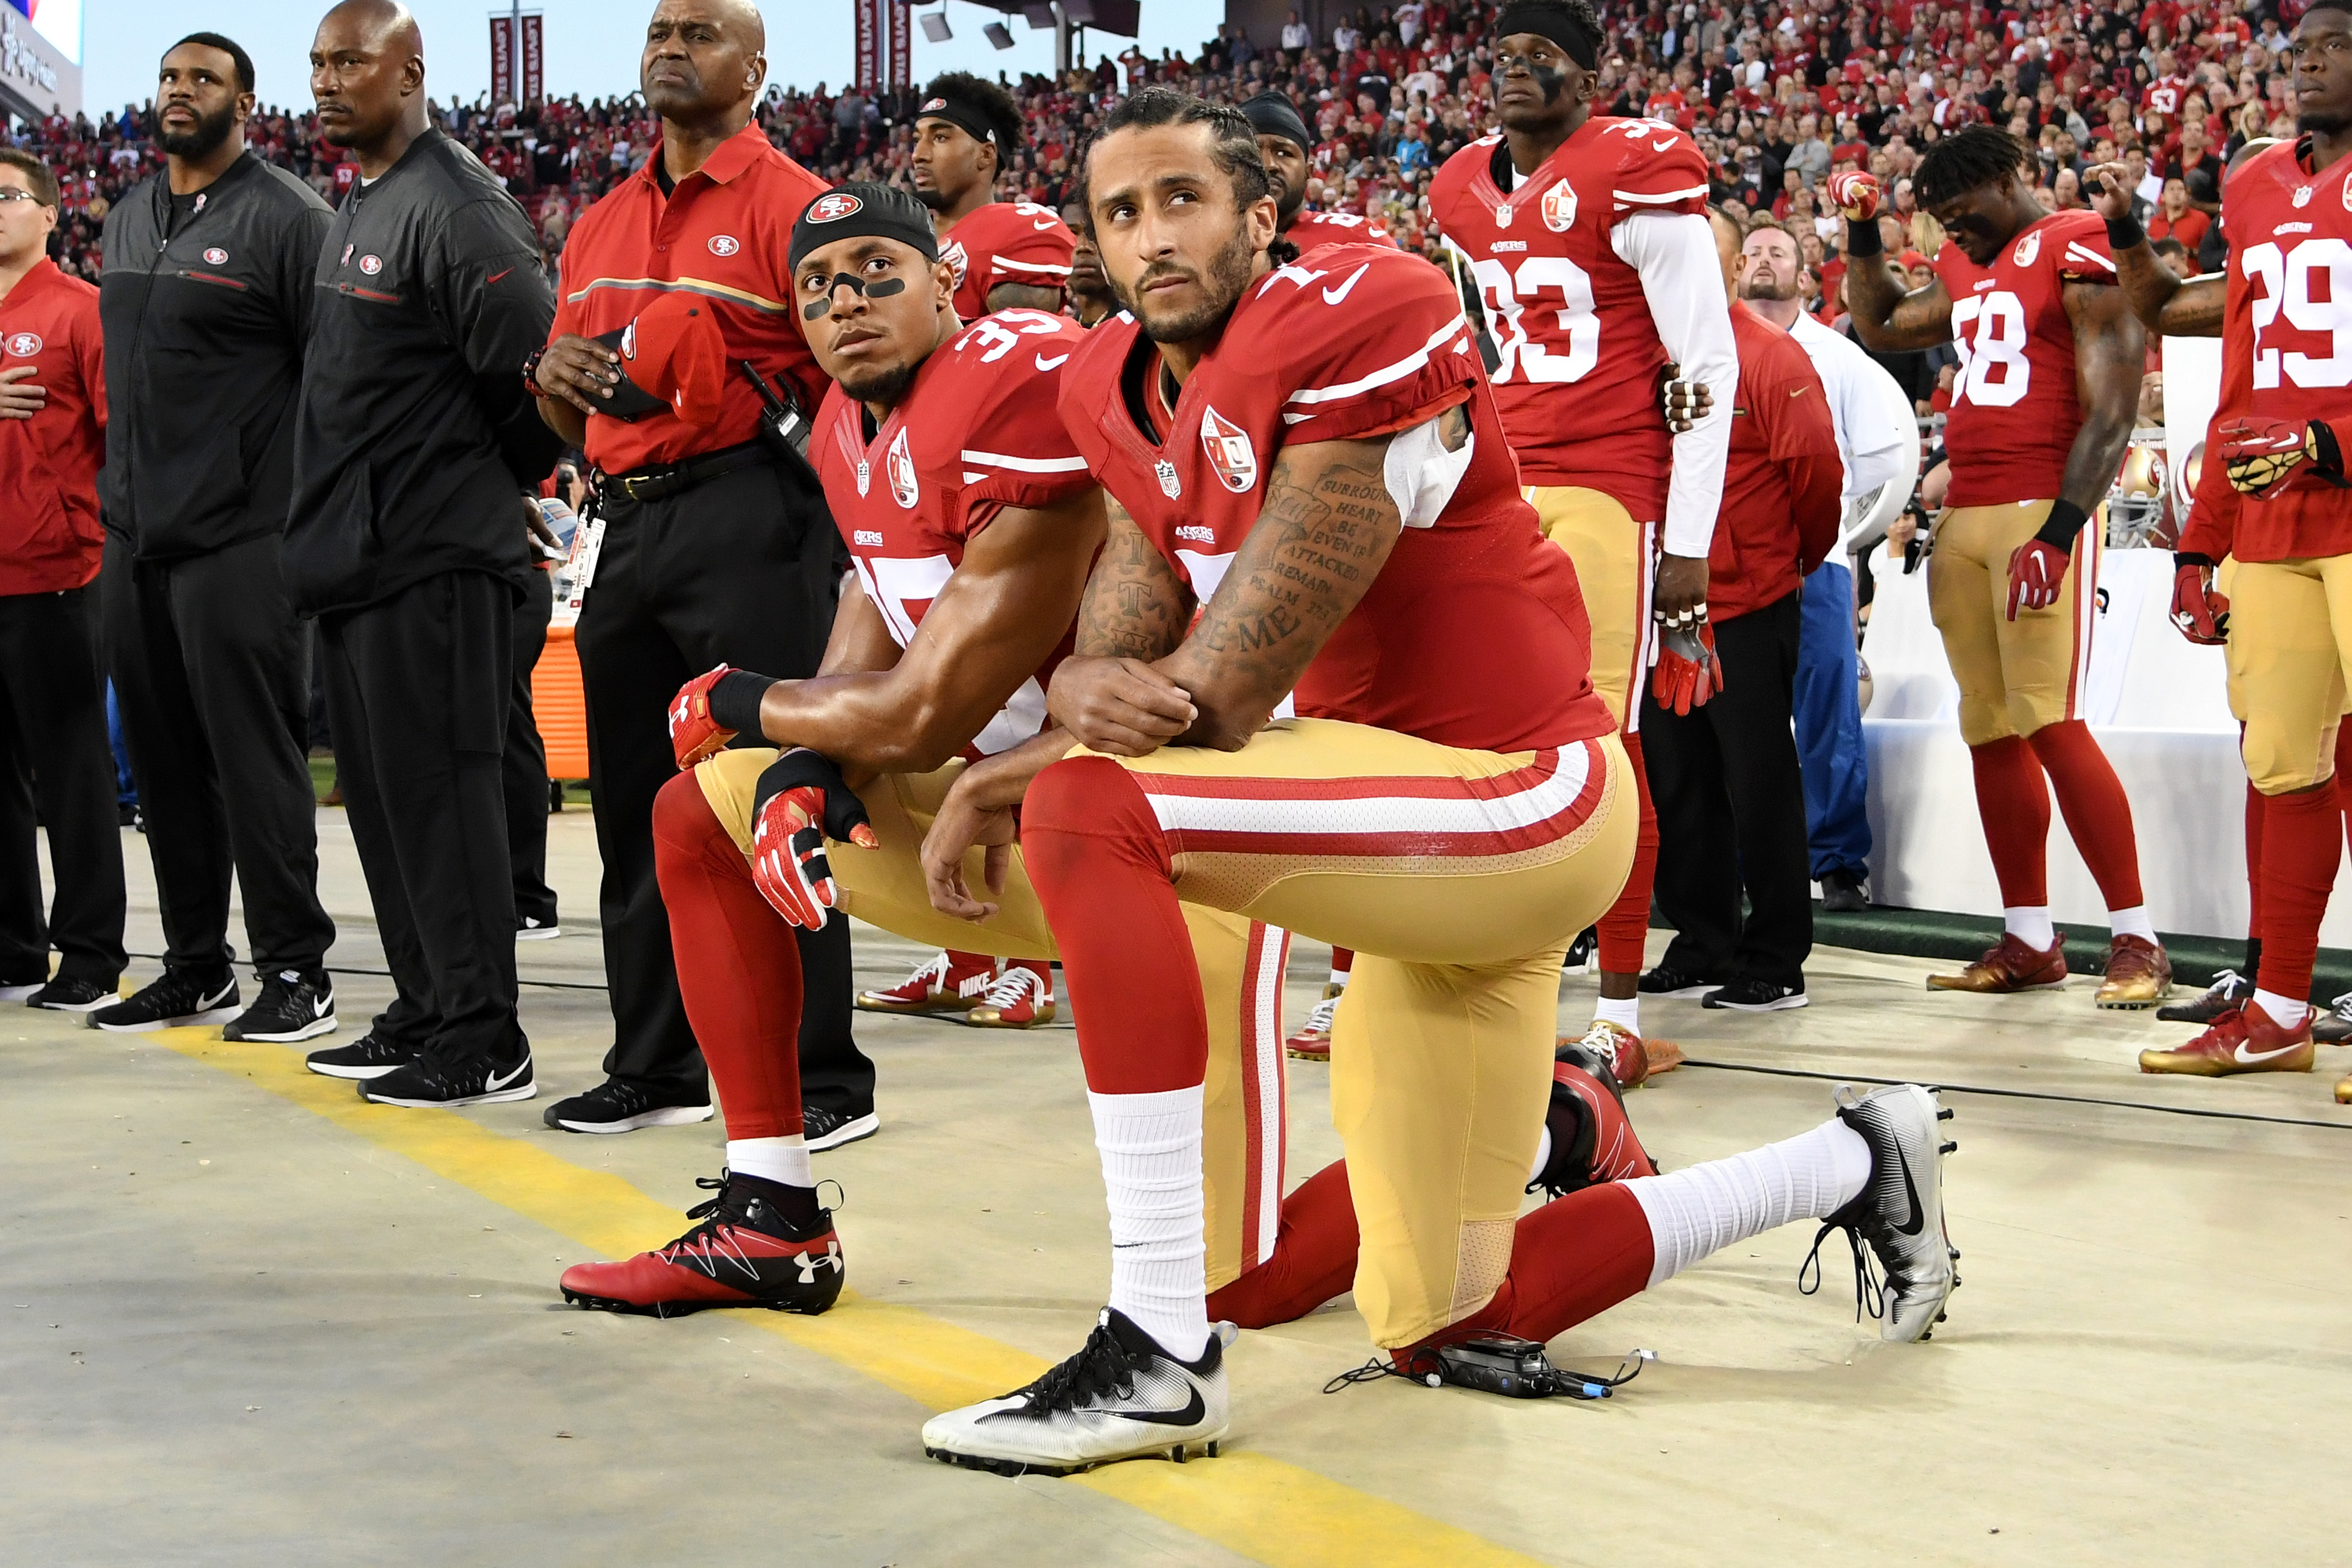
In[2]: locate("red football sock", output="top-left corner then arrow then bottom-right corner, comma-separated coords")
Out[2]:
651,773 -> 803,1141
1207,1159 -> 1361,1329
1969,736 -> 2051,909
2245,776 -> 2266,948
1330,947 -> 1355,976
1494,1183 -> 1657,1344
1596,728 -> 1658,975
1022,756 -> 1207,1093
2255,779 -> 2343,1009
2338,724 -> 2352,846
2026,719 -> 2144,911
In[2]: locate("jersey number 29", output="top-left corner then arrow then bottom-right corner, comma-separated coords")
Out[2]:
2241,238 -> 2352,391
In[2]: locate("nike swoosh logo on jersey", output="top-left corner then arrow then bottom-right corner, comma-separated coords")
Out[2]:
1036,352 -> 1070,370
1032,219 -> 1058,230
1892,1148 -> 1926,1236
1120,1385 -> 1208,1426
487,267 -> 514,284
1651,138 -> 1676,151
486,1056 -> 531,1092
2234,1040 -> 2306,1065
1322,262 -> 1371,305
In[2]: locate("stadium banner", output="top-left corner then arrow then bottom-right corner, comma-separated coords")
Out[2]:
489,12 -> 514,105
889,0 -> 911,91
522,12 -> 544,104
855,0 -> 880,92
0,3 -> 79,119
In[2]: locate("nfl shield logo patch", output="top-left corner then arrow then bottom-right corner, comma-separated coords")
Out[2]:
856,459 -> 872,497
1156,458 -> 1182,498
1200,406 -> 1258,493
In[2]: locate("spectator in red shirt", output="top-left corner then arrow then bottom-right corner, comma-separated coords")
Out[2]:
0,148 -> 127,1011
2148,175 -> 2210,251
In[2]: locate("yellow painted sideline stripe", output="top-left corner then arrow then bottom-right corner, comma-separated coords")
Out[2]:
159,1031 -> 1548,1568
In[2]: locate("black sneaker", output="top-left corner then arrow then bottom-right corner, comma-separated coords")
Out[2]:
1563,925 -> 1598,974
307,1031 -> 417,1080
804,1102 -> 879,1152
30,976 -> 118,1013
359,1045 -> 536,1108
2155,967 -> 2252,1024
1701,977 -> 1810,1011
516,916 -> 561,941
1636,964 -> 1718,999
222,968 -> 336,1043
541,1077 -> 714,1134
1819,868 -> 1870,912
0,978 -> 45,1002
2314,991 -> 2352,1045
87,969 -> 238,1032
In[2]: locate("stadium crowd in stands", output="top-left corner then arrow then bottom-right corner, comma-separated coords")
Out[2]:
7,0 -> 2286,362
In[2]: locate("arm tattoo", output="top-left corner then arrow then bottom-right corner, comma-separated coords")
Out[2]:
1075,496 -> 1191,660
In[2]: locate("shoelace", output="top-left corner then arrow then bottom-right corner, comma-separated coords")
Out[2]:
1018,1319 -> 1139,1414
1798,1221 -> 1886,1325
973,966 -> 1046,1011
901,951 -> 956,989
659,1173 -> 760,1275
2201,968 -> 2247,1002
2331,990 -> 2352,1023
1300,995 -> 1339,1036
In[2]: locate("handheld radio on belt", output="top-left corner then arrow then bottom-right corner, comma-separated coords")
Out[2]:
738,359 -> 823,490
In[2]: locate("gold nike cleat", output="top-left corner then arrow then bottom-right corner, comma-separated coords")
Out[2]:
2094,935 -> 2173,1010
2138,1005 -> 2315,1077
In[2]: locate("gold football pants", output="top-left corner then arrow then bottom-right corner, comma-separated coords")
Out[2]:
1928,499 -> 2102,745
1525,485 -> 1655,732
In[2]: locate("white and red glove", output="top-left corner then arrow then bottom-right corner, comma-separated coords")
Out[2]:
2169,556 -> 2230,645
670,664 -> 779,769
1824,170 -> 1882,223
1651,620 -> 1725,716
749,749 -> 879,930
2005,538 -> 2070,620
2218,416 -> 2347,499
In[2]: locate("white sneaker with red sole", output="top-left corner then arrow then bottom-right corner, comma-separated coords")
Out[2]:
857,950 -> 998,1015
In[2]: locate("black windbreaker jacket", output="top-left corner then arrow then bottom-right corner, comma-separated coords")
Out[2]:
97,153 -> 333,562
284,128 -> 561,615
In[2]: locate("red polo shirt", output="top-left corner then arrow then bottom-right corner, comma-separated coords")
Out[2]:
549,122 -> 828,474
0,258 -> 106,595
1709,302 -> 1844,623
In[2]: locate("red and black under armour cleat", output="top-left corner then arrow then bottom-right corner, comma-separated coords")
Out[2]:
1531,1039 -> 1660,1198
559,1171 -> 845,1318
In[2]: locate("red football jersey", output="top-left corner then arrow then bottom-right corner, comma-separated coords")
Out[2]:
1932,209 -> 2117,508
1429,116 -> 1711,515
811,308 -> 1093,758
1056,245 -> 1615,754
2210,138 -> 2352,562
1287,208 -> 1397,250
938,200 -> 1075,323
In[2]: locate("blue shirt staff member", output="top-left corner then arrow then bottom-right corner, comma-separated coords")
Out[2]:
94,33 -> 341,1043
283,0 -> 564,1105
524,0 -> 862,1141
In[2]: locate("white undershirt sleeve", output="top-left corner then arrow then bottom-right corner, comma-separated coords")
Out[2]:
1612,210 -> 1736,558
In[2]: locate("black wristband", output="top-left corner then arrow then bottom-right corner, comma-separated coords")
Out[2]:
2174,550 -> 2216,572
2104,210 -> 2145,252
1843,215 -> 1883,257
2032,499 -> 2093,550
708,670 -> 777,735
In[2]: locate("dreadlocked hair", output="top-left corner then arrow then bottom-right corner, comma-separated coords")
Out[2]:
1915,125 -> 2031,210
922,71 -> 1025,156
1078,86 -> 1277,222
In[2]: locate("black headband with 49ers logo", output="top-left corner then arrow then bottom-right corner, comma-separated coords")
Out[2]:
914,93 -> 999,149
788,180 -> 942,274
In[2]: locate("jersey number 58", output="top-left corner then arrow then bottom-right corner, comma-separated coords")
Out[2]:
1948,289 -> 2031,409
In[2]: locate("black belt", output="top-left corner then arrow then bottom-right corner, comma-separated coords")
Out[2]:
595,440 -> 771,505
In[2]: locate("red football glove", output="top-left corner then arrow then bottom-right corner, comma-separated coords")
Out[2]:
1651,621 -> 1725,716
1825,170 -> 1882,223
2005,538 -> 2070,620
670,664 -> 739,769
749,749 -> 879,930
2217,416 -> 2347,499
2169,561 -> 2230,645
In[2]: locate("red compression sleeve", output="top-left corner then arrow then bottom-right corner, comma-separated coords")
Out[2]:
1206,1159 -> 1361,1329
2254,778 -> 2343,1009
2246,776 -> 2266,944
1596,728 -> 1659,975
2026,719 -> 2145,911
652,773 -> 804,1141
1969,736 -> 2052,908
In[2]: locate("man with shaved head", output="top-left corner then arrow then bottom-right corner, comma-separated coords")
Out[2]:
523,0 -> 863,1141
283,0 -> 565,1106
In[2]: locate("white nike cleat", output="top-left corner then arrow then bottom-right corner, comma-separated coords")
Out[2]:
1800,1083 -> 1958,1343
922,1308 -> 1228,1477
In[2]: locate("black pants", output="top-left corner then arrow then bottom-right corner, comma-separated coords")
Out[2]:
0,585 -> 126,985
1644,591 -> 1813,988
321,570 -> 519,1062
101,533 -> 333,976
576,459 -> 866,1111
507,565 -> 557,928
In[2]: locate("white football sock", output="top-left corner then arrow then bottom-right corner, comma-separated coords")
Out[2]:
2107,905 -> 2158,944
2254,989 -> 2311,1030
1629,1119 -> 1873,1288
2003,906 -> 2056,950
1089,1084 -> 1210,1358
1530,1123 -> 1554,1184
727,1135 -> 811,1189
1328,969 -> 1351,988
1593,994 -> 1641,1034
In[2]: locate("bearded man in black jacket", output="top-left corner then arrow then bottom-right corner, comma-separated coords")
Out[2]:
284,0 -> 563,1106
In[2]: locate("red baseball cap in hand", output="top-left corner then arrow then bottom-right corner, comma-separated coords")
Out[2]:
619,291 -> 727,427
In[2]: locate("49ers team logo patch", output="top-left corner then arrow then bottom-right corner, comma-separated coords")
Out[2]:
4,332 -> 39,357
203,247 -> 228,265
1200,405 -> 1258,493
359,254 -> 384,275
886,427 -> 919,509
707,234 -> 740,256
809,191 -> 863,222
1541,180 -> 1577,232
